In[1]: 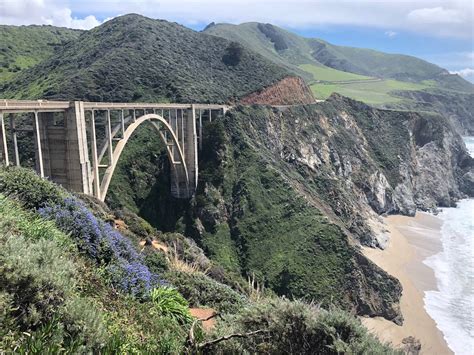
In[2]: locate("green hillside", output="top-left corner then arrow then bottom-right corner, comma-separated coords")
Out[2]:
205,22 -> 473,93
300,63 -> 374,82
0,25 -> 81,82
0,166 -> 398,353
311,78 -> 433,105
308,39 -> 473,92
1,15 -> 288,103
205,22 -> 474,134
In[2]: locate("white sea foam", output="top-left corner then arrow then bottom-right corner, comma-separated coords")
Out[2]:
423,137 -> 474,355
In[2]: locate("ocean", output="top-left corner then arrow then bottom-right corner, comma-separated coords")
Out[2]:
423,136 -> 474,355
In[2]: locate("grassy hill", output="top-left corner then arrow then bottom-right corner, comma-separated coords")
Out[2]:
0,25 -> 81,82
1,15 -> 289,103
205,22 -> 473,93
205,22 -> 474,133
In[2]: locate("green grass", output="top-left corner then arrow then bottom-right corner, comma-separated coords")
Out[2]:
300,63 -> 374,82
0,25 -> 80,83
310,79 -> 433,104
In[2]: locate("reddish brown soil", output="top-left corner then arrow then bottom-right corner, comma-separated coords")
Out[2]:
239,76 -> 315,105
189,308 -> 217,332
113,219 -> 128,231
138,240 -> 169,252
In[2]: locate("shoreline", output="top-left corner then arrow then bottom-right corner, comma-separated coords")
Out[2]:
362,212 -> 452,354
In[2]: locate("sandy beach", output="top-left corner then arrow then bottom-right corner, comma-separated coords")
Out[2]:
362,213 -> 452,354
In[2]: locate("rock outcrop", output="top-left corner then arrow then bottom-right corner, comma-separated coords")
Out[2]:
389,89 -> 474,136
186,95 -> 471,322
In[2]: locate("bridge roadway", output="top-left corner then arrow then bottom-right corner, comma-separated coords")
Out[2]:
0,100 -> 229,200
0,99 -> 229,113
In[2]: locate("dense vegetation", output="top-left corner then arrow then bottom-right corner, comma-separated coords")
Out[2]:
0,15 -> 288,103
106,99 -> 410,325
0,25 -> 80,82
0,166 -> 398,353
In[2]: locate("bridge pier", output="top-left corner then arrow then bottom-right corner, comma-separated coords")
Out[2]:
0,113 -> 9,166
32,103 -> 92,194
0,100 -> 229,201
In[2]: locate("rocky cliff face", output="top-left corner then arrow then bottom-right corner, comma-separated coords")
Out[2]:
199,95 -> 472,247
107,94 -> 472,325
239,76 -> 315,105
192,95 -> 471,319
389,89 -> 474,136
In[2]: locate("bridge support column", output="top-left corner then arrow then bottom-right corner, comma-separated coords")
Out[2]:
10,115 -> 20,166
40,102 -> 91,195
186,105 -> 198,191
168,106 -> 198,199
65,102 -> 92,195
0,113 -> 9,166
36,112 -> 64,185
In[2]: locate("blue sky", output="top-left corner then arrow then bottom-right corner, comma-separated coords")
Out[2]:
1,0 -> 473,82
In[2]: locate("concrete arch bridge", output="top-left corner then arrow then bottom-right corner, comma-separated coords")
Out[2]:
0,100 -> 229,200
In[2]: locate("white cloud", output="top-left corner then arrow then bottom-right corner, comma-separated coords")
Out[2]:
451,68 -> 474,77
385,31 -> 398,38
407,7 -> 462,24
0,0 -> 103,29
0,0 -> 473,38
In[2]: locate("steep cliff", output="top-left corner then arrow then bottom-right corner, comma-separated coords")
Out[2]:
106,94 -> 472,323
389,89 -> 474,135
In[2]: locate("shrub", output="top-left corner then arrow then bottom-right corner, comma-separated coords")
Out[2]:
0,166 -> 65,210
0,233 -> 76,330
150,286 -> 193,324
118,209 -> 156,237
107,261 -> 163,297
38,197 -> 164,297
0,195 -> 108,352
101,296 -> 188,354
165,270 -> 247,314
39,197 -> 141,263
222,42 -> 244,66
144,251 -> 169,274
207,298 -> 399,354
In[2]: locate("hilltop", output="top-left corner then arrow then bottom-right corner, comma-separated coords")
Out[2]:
0,15 -> 297,104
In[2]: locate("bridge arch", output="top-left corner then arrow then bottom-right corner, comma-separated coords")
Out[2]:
99,113 -> 189,201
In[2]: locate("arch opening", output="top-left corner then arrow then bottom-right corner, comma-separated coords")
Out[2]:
98,113 -> 189,201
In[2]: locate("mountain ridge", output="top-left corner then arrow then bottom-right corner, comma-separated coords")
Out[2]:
204,21 -> 474,134
0,14 -> 298,104
205,21 -> 473,90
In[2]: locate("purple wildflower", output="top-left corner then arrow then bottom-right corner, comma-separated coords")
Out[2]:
38,197 -> 163,297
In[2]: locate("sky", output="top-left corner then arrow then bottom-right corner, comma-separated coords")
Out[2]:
1,0 -> 473,82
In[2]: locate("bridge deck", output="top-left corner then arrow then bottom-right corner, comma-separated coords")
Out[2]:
0,99 -> 229,113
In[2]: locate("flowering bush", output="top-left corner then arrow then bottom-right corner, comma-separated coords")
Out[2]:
107,261 -> 163,297
39,197 -> 162,297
